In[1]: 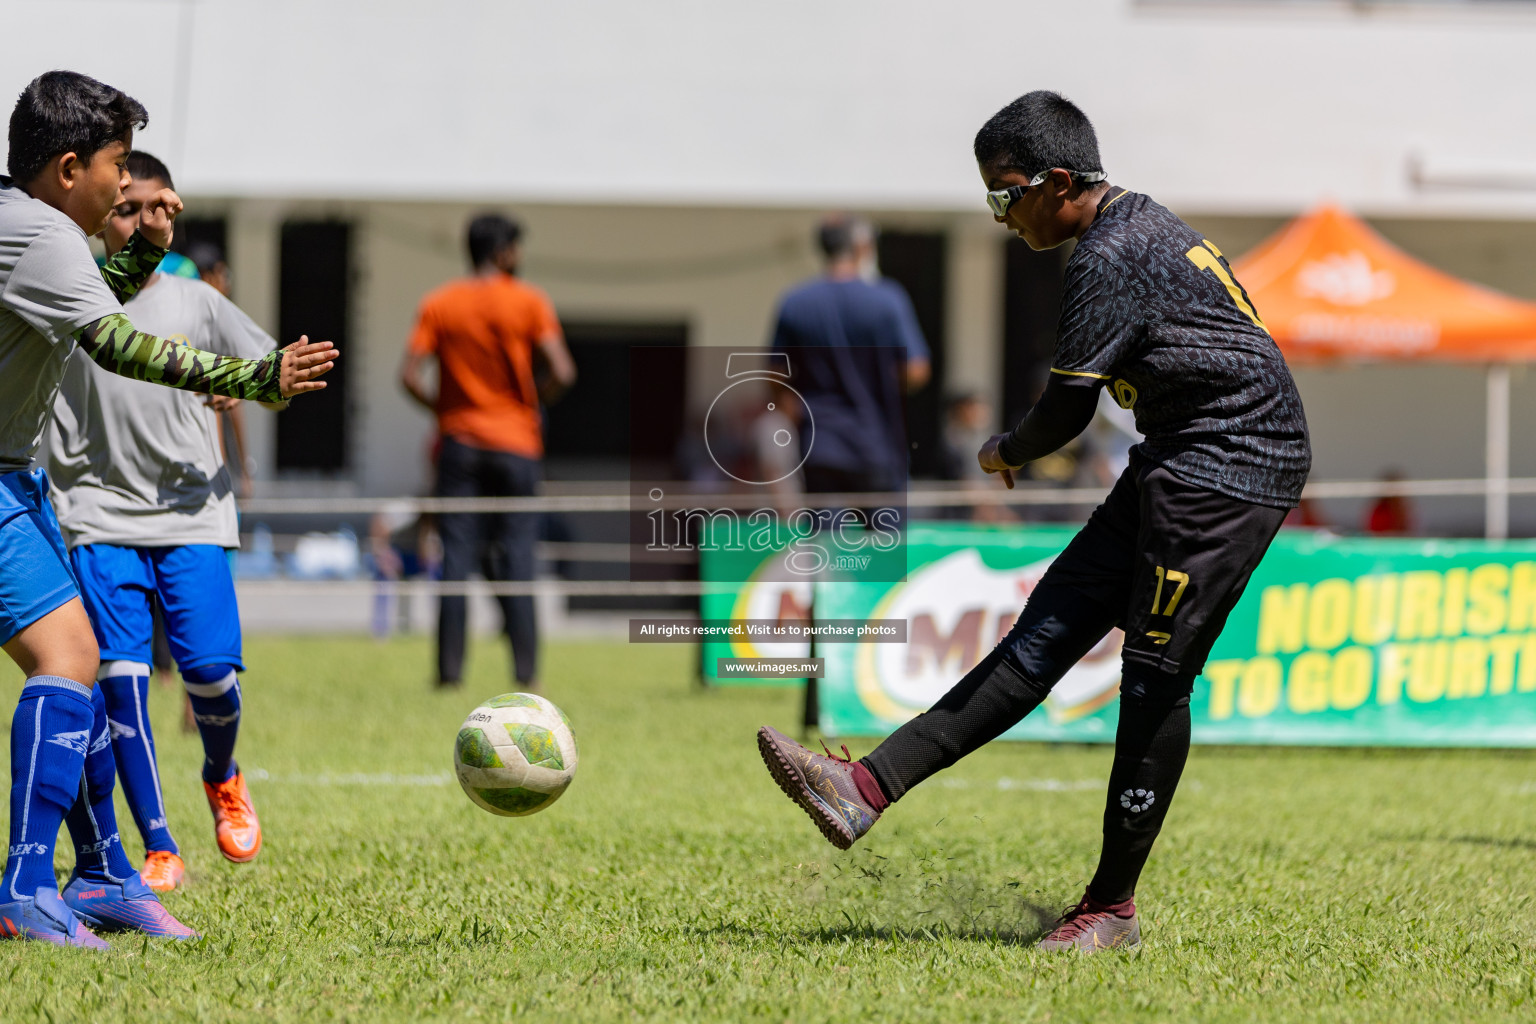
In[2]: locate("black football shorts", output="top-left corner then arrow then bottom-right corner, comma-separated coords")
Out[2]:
1037,453 -> 1288,678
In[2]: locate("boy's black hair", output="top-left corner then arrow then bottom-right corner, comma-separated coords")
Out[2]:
467,213 -> 523,267
7,70 -> 148,185
973,90 -> 1103,180
185,241 -> 225,277
126,149 -> 173,190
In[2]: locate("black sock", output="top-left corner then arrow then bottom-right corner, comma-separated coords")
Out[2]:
1087,666 -> 1193,904
862,646 -> 1050,802
862,584 -> 1117,803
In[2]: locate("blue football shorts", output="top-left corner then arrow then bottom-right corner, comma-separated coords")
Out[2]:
0,469 -> 80,646
71,543 -> 244,673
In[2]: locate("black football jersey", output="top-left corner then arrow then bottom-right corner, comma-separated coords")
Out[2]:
1050,189 -> 1311,508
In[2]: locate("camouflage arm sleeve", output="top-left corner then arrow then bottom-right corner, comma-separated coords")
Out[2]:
97,231 -> 169,303
73,312 -> 285,403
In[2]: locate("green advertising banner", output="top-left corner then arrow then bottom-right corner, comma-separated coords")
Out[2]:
698,546 -> 812,687
814,524 -> 1536,747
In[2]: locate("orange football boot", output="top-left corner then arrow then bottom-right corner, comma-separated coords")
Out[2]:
203,771 -> 262,863
140,851 -> 186,893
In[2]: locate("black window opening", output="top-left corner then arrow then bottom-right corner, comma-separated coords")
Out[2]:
276,221 -> 351,473
876,230 -> 946,478
543,321 -> 689,472
1002,238 -> 1069,429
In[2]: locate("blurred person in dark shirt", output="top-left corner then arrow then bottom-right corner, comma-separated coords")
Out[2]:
770,215 -> 930,498
370,498 -> 442,638
768,215 -> 930,727
939,392 -> 992,483
181,241 -> 253,500
940,392 -> 1013,523
186,240 -> 231,298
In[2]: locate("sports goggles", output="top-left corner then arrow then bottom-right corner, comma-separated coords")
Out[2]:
986,168 -> 1107,217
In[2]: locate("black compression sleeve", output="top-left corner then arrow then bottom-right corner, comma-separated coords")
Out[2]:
996,375 -> 1102,466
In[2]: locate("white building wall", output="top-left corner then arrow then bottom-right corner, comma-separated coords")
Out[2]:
7,1 -> 1536,217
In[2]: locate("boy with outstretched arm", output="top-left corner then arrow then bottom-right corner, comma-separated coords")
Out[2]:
0,71 -> 336,947
757,91 -> 1310,952
48,150 -> 277,893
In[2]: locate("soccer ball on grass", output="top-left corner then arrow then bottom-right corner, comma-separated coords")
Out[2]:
454,693 -> 578,816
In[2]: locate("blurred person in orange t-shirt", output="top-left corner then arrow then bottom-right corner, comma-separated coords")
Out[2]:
400,213 -> 576,690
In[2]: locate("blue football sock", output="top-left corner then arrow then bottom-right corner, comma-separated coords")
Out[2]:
183,665 -> 241,785
98,662 -> 178,855
2,677 -> 94,899
63,684 -> 138,883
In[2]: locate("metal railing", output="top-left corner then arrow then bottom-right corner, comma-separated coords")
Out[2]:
235,475 -> 1536,516
230,476 -> 1534,598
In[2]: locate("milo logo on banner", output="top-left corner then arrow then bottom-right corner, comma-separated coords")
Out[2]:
852,548 -> 1122,725
728,577 -> 813,660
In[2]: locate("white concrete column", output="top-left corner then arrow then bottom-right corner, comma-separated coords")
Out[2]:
226,199 -> 282,486
944,215 -> 1006,427
1487,363 -> 1511,540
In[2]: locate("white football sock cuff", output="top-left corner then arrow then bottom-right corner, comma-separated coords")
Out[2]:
24,675 -> 93,700
99,661 -> 151,681
183,669 -> 238,698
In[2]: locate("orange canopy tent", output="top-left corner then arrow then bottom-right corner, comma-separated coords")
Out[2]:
1232,205 -> 1536,537
1233,204 -> 1536,364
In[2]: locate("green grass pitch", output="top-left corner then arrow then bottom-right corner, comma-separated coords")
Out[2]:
3,636 -> 1536,1022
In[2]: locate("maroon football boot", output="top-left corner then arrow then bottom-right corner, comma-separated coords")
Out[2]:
756,726 -> 883,850
1038,891 -> 1141,952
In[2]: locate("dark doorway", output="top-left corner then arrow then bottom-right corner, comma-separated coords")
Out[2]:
876,230 -> 946,477
544,321 -> 688,466
1002,238 -> 1069,427
542,321 -> 688,613
276,221 -> 351,472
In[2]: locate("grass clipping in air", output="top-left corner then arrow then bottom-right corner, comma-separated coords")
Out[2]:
3,636 -> 1536,1022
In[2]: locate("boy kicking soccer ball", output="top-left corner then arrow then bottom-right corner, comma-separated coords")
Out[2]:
47,150 -> 276,892
0,71 -> 335,947
758,91 -> 1310,952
